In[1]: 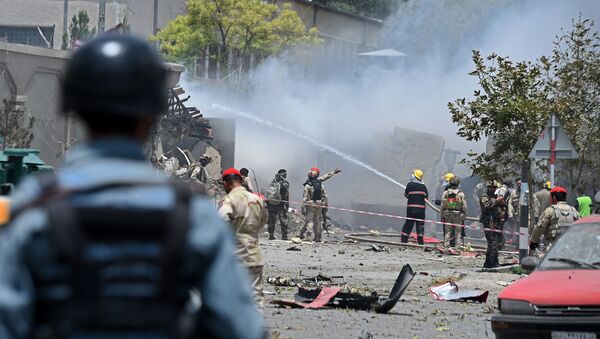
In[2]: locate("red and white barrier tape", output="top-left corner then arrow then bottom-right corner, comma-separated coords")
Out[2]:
266,198 -> 526,237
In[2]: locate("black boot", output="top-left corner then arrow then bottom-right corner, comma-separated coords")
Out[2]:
281,226 -> 288,240
401,235 -> 409,243
483,254 -> 491,268
417,235 -> 424,245
269,233 -> 275,240
491,252 -> 500,268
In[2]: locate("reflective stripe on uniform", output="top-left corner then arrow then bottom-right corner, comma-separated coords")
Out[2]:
407,204 -> 426,208
408,191 -> 427,195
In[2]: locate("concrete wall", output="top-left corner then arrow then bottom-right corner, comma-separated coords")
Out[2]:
0,42 -> 71,165
0,42 -> 185,166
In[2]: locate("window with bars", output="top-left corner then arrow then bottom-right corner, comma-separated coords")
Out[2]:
0,26 -> 54,48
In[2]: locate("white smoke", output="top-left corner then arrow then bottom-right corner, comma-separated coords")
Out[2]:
183,0 -> 600,205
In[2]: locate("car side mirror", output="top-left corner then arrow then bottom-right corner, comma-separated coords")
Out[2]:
520,256 -> 539,271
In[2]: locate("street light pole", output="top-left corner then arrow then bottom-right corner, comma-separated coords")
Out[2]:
98,0 -> 106,33
153,0 -> 158,48
63,0 -> 68,44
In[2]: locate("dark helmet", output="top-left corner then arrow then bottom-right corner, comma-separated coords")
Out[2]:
62,34 -> 167,118
449,176 -> 461,186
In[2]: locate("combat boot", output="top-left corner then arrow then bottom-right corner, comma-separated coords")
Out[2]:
269,233 -> 275,240
483,254 -> 491,268
281,226 -> 288,240
417,235 -> 424,245
400,235 -> 409,243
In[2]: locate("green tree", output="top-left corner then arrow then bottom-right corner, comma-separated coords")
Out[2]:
312,0 -> 399,19
448,51 -> 550,179
154,0 -> 320,68
449,17 -> 600,193
67,10 -> 95,45
547,17 -> 600,192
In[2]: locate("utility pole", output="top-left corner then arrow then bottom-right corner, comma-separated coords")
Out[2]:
63,0 -> 68,45
98,0 -> 106,33
153,0 -> 159,49
518,161 -> 530,261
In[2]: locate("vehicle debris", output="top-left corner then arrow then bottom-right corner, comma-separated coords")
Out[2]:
267,274 -> 347,288
428,282 -> 489,303
270,264 -> 415,313
286,246 -> 302,251
366,244 -> 390,252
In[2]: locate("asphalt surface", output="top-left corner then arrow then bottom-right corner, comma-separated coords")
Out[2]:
261,230 -> 521,339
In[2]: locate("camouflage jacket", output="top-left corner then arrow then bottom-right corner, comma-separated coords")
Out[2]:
218,186 -> 267,267
530,202 -> 579,246
303,183 -> 328,206
440,188 -> 467,217
480,193 -> 505,227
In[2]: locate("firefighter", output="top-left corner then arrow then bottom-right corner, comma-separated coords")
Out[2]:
0,35 -> 263,339
440,176 -> 467,247
401,169 -> 429,245
530,186 -> 580,252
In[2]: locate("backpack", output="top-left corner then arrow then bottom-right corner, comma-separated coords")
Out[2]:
267,180 -> 282,204
443,189 -> 463,211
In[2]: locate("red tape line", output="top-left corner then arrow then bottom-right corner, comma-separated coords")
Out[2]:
267,198 -> 526,237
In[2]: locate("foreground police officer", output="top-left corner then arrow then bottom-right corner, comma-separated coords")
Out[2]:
0,34 -> 263,339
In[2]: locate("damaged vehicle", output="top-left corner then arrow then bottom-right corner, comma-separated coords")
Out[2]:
491,215 -> 600,339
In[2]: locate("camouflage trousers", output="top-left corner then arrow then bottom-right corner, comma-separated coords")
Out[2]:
267,203 -> 288,239
300,203 -> 324,242
248,265 -> 264,307
443,211 -> 465,248
483,222 -> 504,268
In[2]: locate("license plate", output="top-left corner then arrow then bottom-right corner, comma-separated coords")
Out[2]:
552,332 -> 596,339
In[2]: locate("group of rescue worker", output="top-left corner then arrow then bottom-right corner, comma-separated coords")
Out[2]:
403,169 -> 587,269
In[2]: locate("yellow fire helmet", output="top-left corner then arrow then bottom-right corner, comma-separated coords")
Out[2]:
413,169 -> 424,181
544,181 -> 552,189
443,172 -> 455,182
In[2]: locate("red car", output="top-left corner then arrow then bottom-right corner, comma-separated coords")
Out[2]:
491,215 -> 600,339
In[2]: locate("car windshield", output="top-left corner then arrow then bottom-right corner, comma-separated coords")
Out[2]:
539,223 -> 600,270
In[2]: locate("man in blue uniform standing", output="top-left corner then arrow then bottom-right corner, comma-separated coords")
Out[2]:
401,169 -> 429,245
0,34 -> 263,339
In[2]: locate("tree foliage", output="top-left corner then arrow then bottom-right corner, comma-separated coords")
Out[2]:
312,0 -> 399,19
62,10 -> 95,49
0,99 -> 33,149
154,0 -> 320,66
449,16 -> 600,192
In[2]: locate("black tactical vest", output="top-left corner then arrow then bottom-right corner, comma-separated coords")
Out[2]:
24,177 -> 193,338
310,180 -> 323,201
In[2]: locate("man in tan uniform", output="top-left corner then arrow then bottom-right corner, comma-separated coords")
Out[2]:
532,181 -> 552,228
530,186 -> 579,252
218,168 -> 267,305
440,176 -> 467,247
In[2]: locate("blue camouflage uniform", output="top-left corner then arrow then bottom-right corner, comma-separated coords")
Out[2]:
0,138 -> 264,339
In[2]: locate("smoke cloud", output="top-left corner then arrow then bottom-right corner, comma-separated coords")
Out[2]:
184,0 -> 600,208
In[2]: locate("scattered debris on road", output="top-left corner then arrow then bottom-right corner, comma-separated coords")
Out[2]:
271,265 -> 416,313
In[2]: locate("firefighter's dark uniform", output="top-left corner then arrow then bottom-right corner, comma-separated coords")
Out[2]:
401,181 -> 429,245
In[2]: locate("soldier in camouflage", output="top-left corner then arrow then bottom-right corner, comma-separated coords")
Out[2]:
440,176 -> 467,247
218,168 -> 268,306
480,180 -> 506,268
530,186 -> 579,252
300,167 -> 341,241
